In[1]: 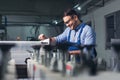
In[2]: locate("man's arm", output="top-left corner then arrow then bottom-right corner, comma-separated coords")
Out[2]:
84,25 -> 96,45
38,34 -> 56,45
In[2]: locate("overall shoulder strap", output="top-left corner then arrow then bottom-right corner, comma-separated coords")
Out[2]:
67,23 -> 86,44
67,29 -> 71,42
77,23 -> 86,44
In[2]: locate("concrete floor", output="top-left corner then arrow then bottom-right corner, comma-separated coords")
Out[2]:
17,70 -> 120,80
42,70 -> 120,80
15,62 -> 120,80
4,60 -> 120,80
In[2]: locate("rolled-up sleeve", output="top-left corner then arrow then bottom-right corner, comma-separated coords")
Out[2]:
54,28 -> 70,43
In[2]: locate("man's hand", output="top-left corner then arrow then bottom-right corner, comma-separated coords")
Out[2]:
68,50 -> 81,55
38,34 -> 47,40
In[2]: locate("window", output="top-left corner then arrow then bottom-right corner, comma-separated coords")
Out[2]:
105,10 -> 120,49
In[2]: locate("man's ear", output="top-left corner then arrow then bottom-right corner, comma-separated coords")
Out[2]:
74,15 -> 78,20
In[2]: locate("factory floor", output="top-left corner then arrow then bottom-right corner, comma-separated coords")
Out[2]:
4,59 -> 120,80
16,66 -> 120,80
16,71 -> 120,80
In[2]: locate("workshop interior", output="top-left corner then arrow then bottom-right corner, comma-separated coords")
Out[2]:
0,0 -> 120,80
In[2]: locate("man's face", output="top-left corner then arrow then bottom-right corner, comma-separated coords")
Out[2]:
63,15 -> 77,30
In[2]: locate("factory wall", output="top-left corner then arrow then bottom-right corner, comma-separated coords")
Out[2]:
81,0 -> 120,67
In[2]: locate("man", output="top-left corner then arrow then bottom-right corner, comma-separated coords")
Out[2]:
38,9 -> 97,75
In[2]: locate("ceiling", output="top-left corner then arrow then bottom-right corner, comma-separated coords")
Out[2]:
0,0 -> 111,25
0,0 -> 88,16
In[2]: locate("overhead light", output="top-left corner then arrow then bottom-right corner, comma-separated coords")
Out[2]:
77,6 -> 81,11
73,4 -> 81,11
54,20 -> 58,24
52,20 -> 58,25
73,0 -> 92,11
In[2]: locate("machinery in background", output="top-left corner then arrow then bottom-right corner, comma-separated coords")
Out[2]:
0,24 -> 7,40
111,39 -> 120,72
0,39 -> 50,80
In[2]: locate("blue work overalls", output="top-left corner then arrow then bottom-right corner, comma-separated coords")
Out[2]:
67,23 -> 85,62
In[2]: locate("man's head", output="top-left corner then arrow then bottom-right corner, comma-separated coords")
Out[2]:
63,9 -> 81,30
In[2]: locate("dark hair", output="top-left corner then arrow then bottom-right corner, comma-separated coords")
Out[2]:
63,9 -> 79,18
